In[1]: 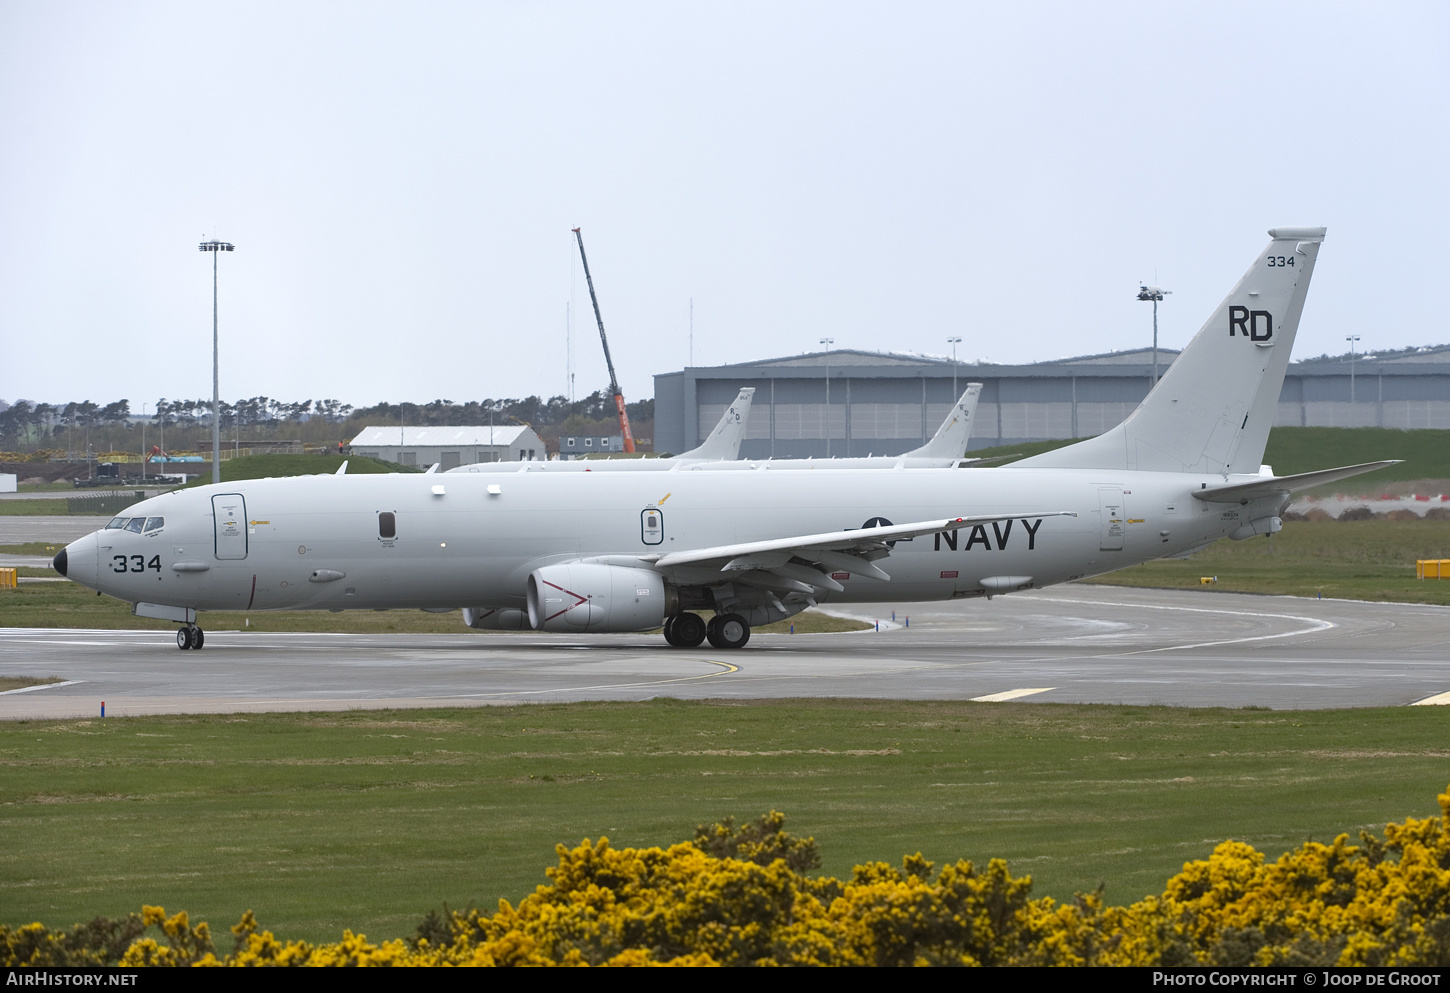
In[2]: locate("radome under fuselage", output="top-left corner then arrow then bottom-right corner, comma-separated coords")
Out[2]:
60,466 -> 1275,614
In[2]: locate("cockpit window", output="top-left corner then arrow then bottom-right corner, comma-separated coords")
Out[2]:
144,517 -> 164,532
124,518 -> 145,533
106,518 -> 127,529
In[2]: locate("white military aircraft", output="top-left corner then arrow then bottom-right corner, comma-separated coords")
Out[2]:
55,227 -> 1393,651
683,382 -> 984,471
447,382 -> 983,474
448,387 -> 759,474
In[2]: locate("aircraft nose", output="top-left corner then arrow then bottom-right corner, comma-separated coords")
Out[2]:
58,532 -> 101,590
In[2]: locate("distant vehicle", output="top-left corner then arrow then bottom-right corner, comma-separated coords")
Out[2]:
145,446 -> 204,464
55,227 -> 1394,653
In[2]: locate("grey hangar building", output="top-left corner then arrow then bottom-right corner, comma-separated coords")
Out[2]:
653,345 -> 1450,459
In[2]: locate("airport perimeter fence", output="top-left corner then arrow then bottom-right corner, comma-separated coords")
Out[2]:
67,493 -> 147,516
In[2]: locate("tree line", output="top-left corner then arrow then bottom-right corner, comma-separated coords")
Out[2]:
0,392 -> 655,455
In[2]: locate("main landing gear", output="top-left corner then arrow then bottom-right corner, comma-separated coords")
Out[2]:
663,612 -> 750,650
176,625 -> 205,650
662,612 -> 707,648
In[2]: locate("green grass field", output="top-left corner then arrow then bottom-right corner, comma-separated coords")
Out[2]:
2,700 -> 1446,943
1085,518 -> 1450,603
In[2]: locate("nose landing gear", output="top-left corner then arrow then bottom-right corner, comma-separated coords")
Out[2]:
176,625 -> 205,650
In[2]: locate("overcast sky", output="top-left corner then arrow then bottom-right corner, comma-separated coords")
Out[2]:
2,1 -> 1446,411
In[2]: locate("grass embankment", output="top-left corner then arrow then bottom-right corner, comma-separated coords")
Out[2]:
0,677 -> 61,693
1085,518 -> 1450,604
978,427 -> 1450,490
0,500 -> 109,517
0,456 -> 418,516
0,543 -> 63,556
202,454 -> 419,484
1262,427 -> 1450,485
1,700 -> 1446,943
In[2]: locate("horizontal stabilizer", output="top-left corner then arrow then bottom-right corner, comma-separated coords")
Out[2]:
1191,461 -> 1400,504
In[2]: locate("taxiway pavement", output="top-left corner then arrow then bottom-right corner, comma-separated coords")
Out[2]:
3,584 -> 1449,718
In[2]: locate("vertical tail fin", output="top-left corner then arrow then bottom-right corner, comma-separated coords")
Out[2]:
679,388 -> 756,460
905,383 -> 982,459
1015,227 -> 1325,475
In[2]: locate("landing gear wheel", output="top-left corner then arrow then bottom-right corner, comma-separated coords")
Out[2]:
670,612 -> 707,648
662,614 -> 679,646
177,628 -> 191,650
705,612 -> 750,650
190,626 -> 204,650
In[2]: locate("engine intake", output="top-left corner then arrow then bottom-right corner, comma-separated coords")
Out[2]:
526,563 -> 668,633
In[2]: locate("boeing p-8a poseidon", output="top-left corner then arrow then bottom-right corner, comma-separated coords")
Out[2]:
55,227 -> 1392,651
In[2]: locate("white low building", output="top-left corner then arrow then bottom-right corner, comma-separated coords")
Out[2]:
349,425 -> 545,469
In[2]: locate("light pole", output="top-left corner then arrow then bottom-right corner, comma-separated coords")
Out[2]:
1137,284 -> 1170,389
1346,335 -> 1361,404
199,239 -> 235,484
948,336 -> 962,398
819,337 -> 834,457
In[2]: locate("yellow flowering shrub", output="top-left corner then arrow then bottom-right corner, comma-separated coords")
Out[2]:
9,791 -> 1450,966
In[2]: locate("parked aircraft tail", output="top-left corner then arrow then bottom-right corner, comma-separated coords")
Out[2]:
1015,228 -> 1326,475
904,383 -> 982,460
678,388 -> 755,461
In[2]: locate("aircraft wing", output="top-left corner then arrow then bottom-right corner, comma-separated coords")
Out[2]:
1191,461 -> 1400,504
647,511 -> 1076,589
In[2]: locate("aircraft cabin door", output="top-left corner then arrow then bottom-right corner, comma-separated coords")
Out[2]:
640,508 -> 664,545
212,494 -> 249,560
1098,487 -> 1125,551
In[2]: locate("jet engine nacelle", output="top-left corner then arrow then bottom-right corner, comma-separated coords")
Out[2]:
526,563 -> 669,633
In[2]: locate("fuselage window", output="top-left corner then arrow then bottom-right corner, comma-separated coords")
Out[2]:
106,518 -> 127,529
124,518 -> 145,533
144,517 -> 165,532
379,512 -> 396,539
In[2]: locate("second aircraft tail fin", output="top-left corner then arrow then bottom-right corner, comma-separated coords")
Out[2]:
905,383 -> 982,459
678,388 -> 756,461
1015,227 -> 1325,475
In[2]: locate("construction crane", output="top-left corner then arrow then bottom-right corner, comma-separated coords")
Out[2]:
571,227 -> 636,453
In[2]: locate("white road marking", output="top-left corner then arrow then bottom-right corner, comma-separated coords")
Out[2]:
971,687 -> 1055,702
1028,595 -> 1336,653
0,680 -> 84,696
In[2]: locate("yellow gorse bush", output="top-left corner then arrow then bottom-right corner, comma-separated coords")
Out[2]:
9,795 -> 1450,966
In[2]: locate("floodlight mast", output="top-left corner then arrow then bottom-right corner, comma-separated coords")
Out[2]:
570,227 -> 635,453
198,239 -> 235,484
1137,283 -> 1170,388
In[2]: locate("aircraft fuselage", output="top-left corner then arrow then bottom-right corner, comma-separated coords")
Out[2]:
60,467 -> 1275,614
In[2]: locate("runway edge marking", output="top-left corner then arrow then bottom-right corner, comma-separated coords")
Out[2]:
970,687 -> 1056,703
